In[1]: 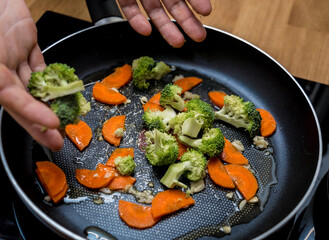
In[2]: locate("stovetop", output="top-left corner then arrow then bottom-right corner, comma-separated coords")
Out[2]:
1,11 -> 329,240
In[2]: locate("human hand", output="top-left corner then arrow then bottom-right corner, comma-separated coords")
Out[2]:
0,0 -> 64,151
117,0 -> 212,48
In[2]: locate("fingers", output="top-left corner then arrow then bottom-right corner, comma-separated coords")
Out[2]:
188,0 -> 212,16
4,108 -> 64,151
117,0 -> 152,36
141,0 -> 185,48
0,64 -> 60,128
118,0 -> 212,48
29,44 -> 46,72
162,0 -> 208,43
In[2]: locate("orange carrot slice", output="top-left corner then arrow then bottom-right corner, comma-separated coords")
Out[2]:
65,120 -> 92,151
173,77 -> 203,93
143,102 -> 164,112
92,82 -> 127,105
101,64 -> 132,89
207,157 -> 235,188
102,115 -> 126,146
225,164 -> 258,201
35,161 -> 68,203
106,148 -> 134,167
52,182 -> 68,204
257,108 -> 277,137
148,92 -> 162,105
118,200 -> 159,229
75,163 -> 117,189
151,189 -> 195,219
220,138 -> 249,165
107,176 -> 136,190
208,91 -> 227,108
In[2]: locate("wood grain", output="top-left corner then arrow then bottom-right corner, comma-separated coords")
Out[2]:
25,0 -> 329,85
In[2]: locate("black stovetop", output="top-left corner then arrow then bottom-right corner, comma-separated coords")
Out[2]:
1,11 -> 329,240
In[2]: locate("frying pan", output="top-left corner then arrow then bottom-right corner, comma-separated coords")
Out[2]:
0,1 -> 322,240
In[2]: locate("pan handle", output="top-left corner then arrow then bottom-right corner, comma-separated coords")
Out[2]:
85,0 -> 125,26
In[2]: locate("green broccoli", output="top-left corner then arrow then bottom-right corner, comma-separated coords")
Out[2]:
185,99 -> 215,130
160,149 -> 207,189
132,56 -> 171,89
142,106 -> 176,132
215,95 -> 261,137
114,155 -> 136,176
159,84 -> 185,111
27,63 -> 85,102
144,129 -> 179,166
50,92 -> 90,129
169,111 -> 203,137
169,99 -> 215,137
178,128 -> 225,157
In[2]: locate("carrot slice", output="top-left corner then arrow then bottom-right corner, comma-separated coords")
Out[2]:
65,120 -> 92,151
225,164 -> 258,201
106,148 -> 134,167
207,157 -> 235,188
208,91 -> 227,108
101,64 -> 132,89
107,176 -> 136,190
257,108 -> 277,137
52,182 -> 68,204
143,102 -> 164,112
75,163 -> 117,189
148,92 -> 162,105
92,82 -> 127,105
102,115 -> 126,146
173,77 -> 203,93
35,161 -> 67,203
220,138 -> 249,165
151,189 -> 195,219
118,200 -> 159,229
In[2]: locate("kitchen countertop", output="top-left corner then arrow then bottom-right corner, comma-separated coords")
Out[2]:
25,0 -> 329,86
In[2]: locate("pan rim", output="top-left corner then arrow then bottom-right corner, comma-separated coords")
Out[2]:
0,22 -> 323,240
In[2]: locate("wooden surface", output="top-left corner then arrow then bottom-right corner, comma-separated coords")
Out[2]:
25,0 -> 329,85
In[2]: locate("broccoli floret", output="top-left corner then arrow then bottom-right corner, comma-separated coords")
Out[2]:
75,92 -> 91,116
168,99 -> 215,137
27,63 -> 85,102
144,129 -> 179,166
160,149 -> 207,189
169,111 -> 203,137
114,155 -> 136,176
50,92 -> 90,129
215,95 -> 261,137
160,84 -> 185,111
185,99 -> 215,130
142,107 -> 176,132
132,56 -> 171,89
178,128 -> 225,157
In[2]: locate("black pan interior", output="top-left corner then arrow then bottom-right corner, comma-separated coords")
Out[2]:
0,22 -> 321,239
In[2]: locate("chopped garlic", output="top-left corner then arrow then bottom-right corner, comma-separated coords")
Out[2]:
114,128 -> 124,137
183,91 -> 200,100
140,96 -> 148,105
232,140 -> 245,153
190,179 -> 205,193
172,75 -> 184,82
253,136 -> 269,149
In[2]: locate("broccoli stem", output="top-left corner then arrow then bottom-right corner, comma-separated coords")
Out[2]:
160,161 -> 192,188
43,81 -> 85,101
181,118 -> 203,138
215,108 -> 249,129
178,135 -> 202,149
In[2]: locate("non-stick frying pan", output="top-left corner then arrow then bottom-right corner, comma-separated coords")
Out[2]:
0,2 -> 322,240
